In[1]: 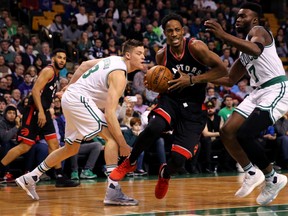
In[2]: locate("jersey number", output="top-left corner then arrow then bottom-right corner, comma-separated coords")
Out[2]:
83,65 -> 99,78
248,65 -> 259,83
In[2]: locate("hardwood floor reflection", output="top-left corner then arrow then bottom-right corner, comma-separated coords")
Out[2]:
0,173 -> 288,215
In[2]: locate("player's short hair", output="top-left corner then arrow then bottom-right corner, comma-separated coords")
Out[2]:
52,48 -> 66,57
161,13 -> 184,30
240,2 -> 262,18
122,39 -> 143,54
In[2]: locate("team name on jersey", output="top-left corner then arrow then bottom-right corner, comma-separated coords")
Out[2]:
240,52 -> 258,66
175,64 -> 203,75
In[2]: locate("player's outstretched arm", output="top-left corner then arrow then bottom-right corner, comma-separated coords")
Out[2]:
205,20 -> 266,56
212,59 -> 246,86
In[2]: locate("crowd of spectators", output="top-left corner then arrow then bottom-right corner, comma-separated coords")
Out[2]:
0,0 -> 288,179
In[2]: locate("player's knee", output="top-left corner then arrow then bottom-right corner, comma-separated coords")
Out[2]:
167,151 -> 186,175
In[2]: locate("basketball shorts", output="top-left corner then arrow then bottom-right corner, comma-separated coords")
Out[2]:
152,94 -> 207,159
18,105 -> 56,145
61,90 -> 107,144
235,81 -> 288,124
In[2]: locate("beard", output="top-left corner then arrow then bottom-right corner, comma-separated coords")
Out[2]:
54,61 -> 65,70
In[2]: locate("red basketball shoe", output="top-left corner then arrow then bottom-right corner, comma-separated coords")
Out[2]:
155,164 -> 170,199
110,158 -> 136,181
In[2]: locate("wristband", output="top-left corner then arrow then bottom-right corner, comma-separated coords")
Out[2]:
189,74 -> 194,86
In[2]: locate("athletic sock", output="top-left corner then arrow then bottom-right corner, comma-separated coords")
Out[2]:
30,161 -> 51,179
243,163 -> 256,175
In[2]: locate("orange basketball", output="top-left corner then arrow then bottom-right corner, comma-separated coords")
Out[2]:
145,65 -> 174,93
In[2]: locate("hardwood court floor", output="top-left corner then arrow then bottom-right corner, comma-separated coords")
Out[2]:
0,172 -> 288,215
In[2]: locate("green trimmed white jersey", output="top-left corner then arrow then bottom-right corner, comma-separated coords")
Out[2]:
68,56 -> 127,110
239,26 -> 285,88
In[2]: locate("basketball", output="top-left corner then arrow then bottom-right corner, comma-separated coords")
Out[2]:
145,65 -> 174,93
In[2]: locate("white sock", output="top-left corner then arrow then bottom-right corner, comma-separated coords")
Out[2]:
30,161 -> 51,179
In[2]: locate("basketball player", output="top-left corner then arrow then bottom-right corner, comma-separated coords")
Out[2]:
204,2 -> 288,205
110,13 -> 227,199
0,49 -> 79,187
15,39 -> 145,205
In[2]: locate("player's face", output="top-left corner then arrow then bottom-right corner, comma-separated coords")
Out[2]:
235,9 -> 256,34
164,20 -> 184,48
53,52 -> 67,70
129,46 -> 145,71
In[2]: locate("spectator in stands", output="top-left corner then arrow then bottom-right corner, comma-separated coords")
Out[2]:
66,71 -> 74,83
77,31 -> 92,61
52,96 -> 62,117
70,139 -> 103,180
63,0 -> 79,22
0,8 -> 9,29
0,55 -> 12,78
132,70 -> 146,95
218,94 -> 235,123
88,38 -> 107,59
122,117 -> 147,176
59,77 -> 68,92
0,77 -> 9,97
13,25 -> 29,47
8,36 -> 25,54
0,26 -> 9,41
26,65 -> 38,83
75,4 -> 88,28
219,85 -> 242,104
3,93 -> 12,104
33,54 -> 44,74
29,35 -> 41,56
9,53 -> 23,72
93,0 -> 106,18
63,20 -> 82,59
49,14 -> 67,50
4,17 -> 16,37
189,17 -> 204,38
18,73 -> 32,99
105,0 -> 120,21
11,64 -> 24,89
10,88 -> 21,106
200,100 -> 234,172
4,74 -> 13,93
0,39 -> 16,66
17,96 -> 29,115
20,44 -> 36,70
120,99 -> 141,128
220,47 -> 234,66
235,79 -> 253,100
39,42 -> 52,66
143,24 -> 161,48
116,10 -> 132,42
106,37 -> 121,56
133,93 -> 148,114
0,96 -> 7,120
0,104 -> 21,180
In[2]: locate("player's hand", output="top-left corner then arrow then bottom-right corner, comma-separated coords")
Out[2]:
38,111 -> 46,128
56,85 -> 69,99
143,74 -> 152,90
168,69 -> 191,91
119,144 -> 132,157
204,19 -> 225,39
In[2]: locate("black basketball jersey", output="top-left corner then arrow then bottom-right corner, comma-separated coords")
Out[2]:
163,38 -> 208,103
29,65 -> 58,110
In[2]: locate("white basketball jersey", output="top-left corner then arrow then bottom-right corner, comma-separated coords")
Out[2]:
239,26 -> 285,87
68,56 -> 127,109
